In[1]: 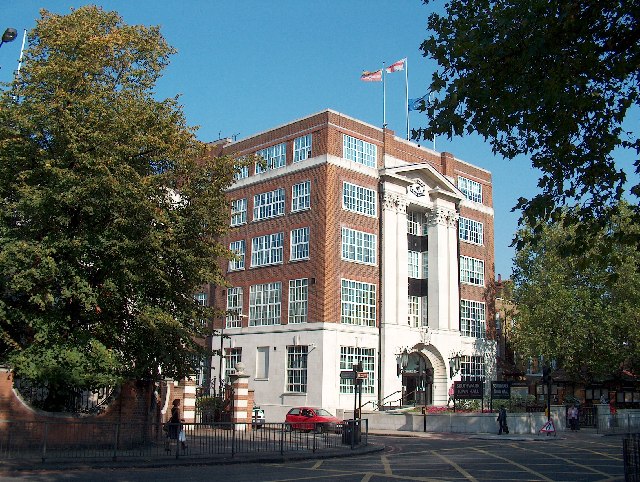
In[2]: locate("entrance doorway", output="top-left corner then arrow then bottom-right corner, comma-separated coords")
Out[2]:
401,352 -> 433,406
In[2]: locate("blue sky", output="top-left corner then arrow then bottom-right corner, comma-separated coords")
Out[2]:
0,1 -> 558,279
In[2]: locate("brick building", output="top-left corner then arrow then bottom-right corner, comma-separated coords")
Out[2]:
202,110 -> 495,421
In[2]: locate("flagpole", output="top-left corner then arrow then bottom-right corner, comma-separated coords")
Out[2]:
382,63 -> 386,128
405,58 -> 409,140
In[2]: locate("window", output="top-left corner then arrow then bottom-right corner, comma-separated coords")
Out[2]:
194,292 -> 207,306
341,279 -> 376,326
422,252 -> 429,279
228,240 -> 245,271
293,134 -> 312,162
288,278 -> 308,324
343,182 -> 376,217
407,251 -> 428,279
407,211 -> 428,236
256,143 -> 286,173
461,355 -> 485,381
343,134 -> 376,167
234,164 -> 248,181
408,295 -> 428,327
290,227 -> 310,261
253,188 -> 285,221
226,287 -> 244,328
292,180 -> 310,212
286,345 -> 308,392
341,227 -> 376,265
249,282 -> 282,326
230,198 -> 247,226
460,299 -> 486,338
256,346 -> 270,379
251,233 -> 284,267
339,347 -> 375,394
460,256 -> 485,286
458,176 -> 482,203
459,217 -> 484,245
225,348 -> 242,382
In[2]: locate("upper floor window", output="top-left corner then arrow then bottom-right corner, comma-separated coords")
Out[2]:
407,211 -> 428,236
256,143 -> 286,173
234,164 -> 249,181
460,299 -> 486,338
341,279 -> 376,326
230,198 -> 247,226
343,182 -> 376,217
226,287 -> 244,328
461,355 -> 485,381
194,292 -> 208,306
249,282 -> 282,326
408,295 -> 428,327
342,227 -> 376,265
459,216 -> 484,245
293,134 -> 312,162
253,188 -> 285,221
460,256 -> 485,286
251,233 -> 284,267
407,251 -> 428,279
343,134 -> 376,168
228,240 -> 245,271
290,227 -> 310,261
292,180 -> 311,212
288,278 -> 308,324
458,176 -> 483,203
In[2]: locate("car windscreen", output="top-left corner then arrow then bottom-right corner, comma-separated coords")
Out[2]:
315,409 -> 334,417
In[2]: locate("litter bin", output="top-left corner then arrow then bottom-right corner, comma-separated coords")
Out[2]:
341,419 -> 361,445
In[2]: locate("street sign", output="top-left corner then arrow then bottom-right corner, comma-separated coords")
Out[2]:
491,381 -> 511,400
454,381 -> 483,399
356,372 -> 368,380
340,370 -> 356,380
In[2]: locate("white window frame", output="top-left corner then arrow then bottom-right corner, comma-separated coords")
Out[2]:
460,256 -> 485,286
461,355 -> 485,381
408,295 -> 428,327
234,164 -> 248,181
341,227 -> 376,265
226,287 -> 244,328
286,345 -> 308,393
407,211 -> 428,236
340,279 -> 376,326
251,233 -> 284,267
225,348 -> 242,382
253,188 -> 285,221
293,134 -> 312,162
291,180 -> 311,212
256,143 -> 286,173
194,292 -> 207,306
339,347 -> 375,394
230,198 -> 247,226
460,299 -> 486,338
290,227 -> 310,261
343,182 -> 376,217
228,240 -> 245,271
459,216 -> 484,245
343,134 -> 376,167
458,176 -> 483,203
288,278 -> 308,324
249,282 -> 282,326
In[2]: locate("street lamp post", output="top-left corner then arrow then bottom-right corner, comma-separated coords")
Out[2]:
0,28 -> 17,48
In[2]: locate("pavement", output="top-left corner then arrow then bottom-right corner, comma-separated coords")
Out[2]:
0,428 -> 610,474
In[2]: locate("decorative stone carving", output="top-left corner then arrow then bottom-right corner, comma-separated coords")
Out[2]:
427,207 -> 458,228
382,192 -> 408,214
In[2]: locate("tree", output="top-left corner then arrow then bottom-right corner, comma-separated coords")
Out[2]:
511,203 -> 640,382
418,0 -> 639,245
0,7 -> 237,408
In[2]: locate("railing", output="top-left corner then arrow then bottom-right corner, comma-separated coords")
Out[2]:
595,412 -> 640,434
0,419 -> 368,463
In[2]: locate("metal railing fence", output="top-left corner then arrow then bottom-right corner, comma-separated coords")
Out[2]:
0,419 -> 368,463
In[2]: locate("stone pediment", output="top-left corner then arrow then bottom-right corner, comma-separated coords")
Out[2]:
379,163 -> 464,204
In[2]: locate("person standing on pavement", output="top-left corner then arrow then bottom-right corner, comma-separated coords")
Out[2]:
497,407 -> 509,434
568,404 -> 579,431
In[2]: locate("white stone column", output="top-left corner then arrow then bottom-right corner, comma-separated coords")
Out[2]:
426,206 -> 459,331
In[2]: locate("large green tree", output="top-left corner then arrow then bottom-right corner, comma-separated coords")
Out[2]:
0,6 -> 236,407
419,0 -> 639,244
511,203 -> 640,382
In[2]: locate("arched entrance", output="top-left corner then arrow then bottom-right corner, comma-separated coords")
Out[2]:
401,352 -> 433,406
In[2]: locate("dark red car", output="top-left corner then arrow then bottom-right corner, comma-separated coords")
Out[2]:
285,407 -> 342,433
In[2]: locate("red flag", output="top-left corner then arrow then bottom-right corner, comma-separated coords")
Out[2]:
386,58 -> 406,73
361,69 -> 382,82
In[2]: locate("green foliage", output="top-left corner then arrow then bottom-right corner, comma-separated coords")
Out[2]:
418,0 -> 639,241
511,203 -> 640,382
0,6 -> 237,401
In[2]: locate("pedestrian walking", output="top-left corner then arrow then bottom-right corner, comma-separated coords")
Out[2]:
165,398 -> 187,451
497,407 -> 509,435
568,404 -> 579,431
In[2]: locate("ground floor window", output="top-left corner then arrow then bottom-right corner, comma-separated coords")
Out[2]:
225,348 -> 242,383
286,345 -> 308,392
339,347 -> 375,394
460,355 -> 485,381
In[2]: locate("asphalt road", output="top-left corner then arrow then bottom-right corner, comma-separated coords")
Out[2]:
0,432 -> 626,481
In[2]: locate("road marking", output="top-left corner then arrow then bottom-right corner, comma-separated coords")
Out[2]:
509,444 -> 619,477
431,450 -> 479,482
472,447 -> 554,481
381,454 -> 393,475
311,460 -> 323,469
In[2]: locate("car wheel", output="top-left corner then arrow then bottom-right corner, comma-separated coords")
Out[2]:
315,424 -> 325,434
284,423 -> 292,432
